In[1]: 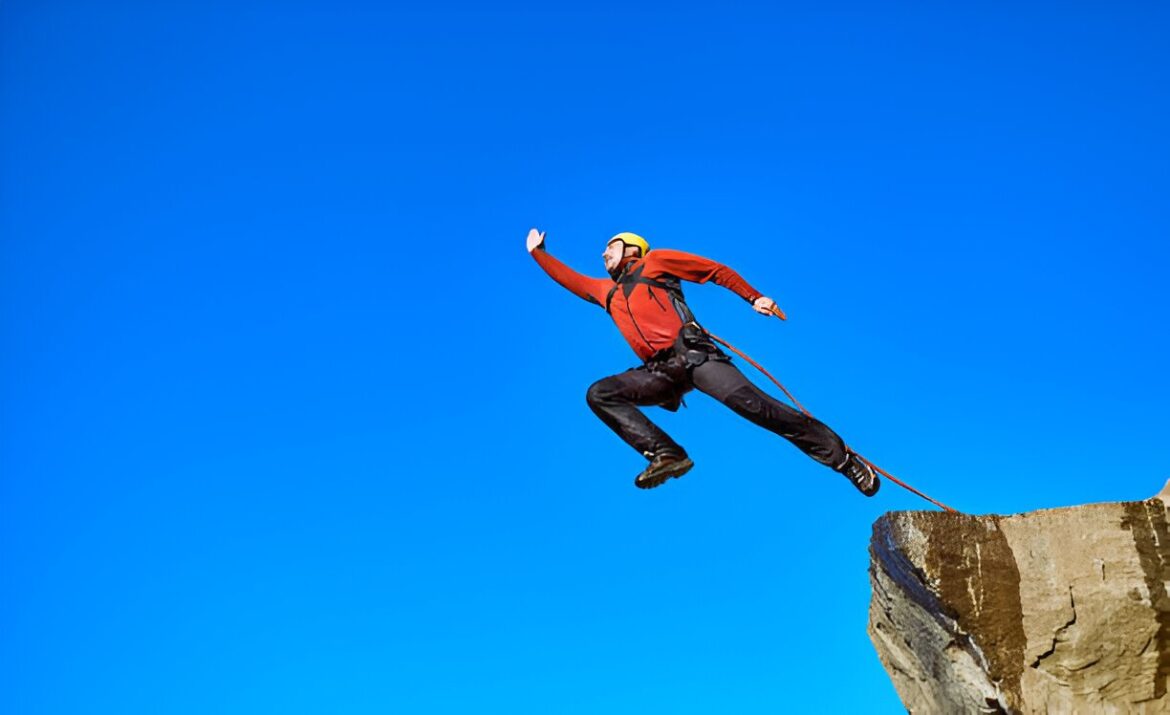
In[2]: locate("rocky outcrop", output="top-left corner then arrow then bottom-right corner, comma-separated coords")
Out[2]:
869,485 -> 1170,713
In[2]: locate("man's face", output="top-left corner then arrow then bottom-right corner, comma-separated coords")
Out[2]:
602,240 -> 626,272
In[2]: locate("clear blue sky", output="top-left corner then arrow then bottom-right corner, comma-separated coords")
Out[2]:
2,2 -> 1167,713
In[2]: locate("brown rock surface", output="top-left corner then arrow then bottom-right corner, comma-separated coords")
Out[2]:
869,487 -> 1170,713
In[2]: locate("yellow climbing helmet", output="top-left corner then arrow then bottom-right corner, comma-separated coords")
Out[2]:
608,232 -> 650,257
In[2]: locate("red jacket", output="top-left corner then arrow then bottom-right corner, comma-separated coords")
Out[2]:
532,247 -> 762,361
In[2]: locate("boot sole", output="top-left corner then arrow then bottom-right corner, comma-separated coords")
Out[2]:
635,458 -> 694,490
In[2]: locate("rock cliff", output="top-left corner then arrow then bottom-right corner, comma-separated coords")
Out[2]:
869,485 -> 1170,713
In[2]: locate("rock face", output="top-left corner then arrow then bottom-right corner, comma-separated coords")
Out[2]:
869,488 -> 1170,713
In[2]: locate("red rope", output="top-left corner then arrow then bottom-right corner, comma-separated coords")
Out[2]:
704,308 -> 959,513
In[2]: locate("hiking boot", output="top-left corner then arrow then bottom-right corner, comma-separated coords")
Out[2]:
838,452 -> 880,497
634,452 -> 694,490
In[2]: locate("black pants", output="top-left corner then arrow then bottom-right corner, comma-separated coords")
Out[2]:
585,348 -> 848,469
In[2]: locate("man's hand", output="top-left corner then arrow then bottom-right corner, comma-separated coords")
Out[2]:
526,228 -> 546,253
753,296 -> 778,316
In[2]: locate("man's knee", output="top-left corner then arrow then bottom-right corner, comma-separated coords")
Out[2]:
725,385 -> 806,431
586,378 -> 618,409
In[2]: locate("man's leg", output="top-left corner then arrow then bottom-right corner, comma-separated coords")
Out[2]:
585,368 -> 687,459
690,359 -> 847,468
690,358 -> 879,494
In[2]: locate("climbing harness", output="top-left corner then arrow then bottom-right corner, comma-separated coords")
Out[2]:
704,305 -> 960,513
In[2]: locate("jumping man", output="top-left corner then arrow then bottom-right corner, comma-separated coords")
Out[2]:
527,228 -> 879,495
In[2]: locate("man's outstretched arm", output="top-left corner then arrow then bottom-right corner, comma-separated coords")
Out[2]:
643,249 -> 778,315
526,228 -> 610,307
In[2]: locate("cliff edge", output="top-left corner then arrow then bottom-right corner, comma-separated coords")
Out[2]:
869,484 -> 1170,713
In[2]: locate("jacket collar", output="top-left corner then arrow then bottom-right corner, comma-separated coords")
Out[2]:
609,255 -> 642,281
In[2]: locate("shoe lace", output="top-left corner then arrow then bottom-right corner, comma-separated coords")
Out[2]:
844,457 -> 873,485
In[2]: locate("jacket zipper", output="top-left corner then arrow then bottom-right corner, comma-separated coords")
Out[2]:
612,265 -> 657,355
623,296 -> 655,354
648,287 -> 668,312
